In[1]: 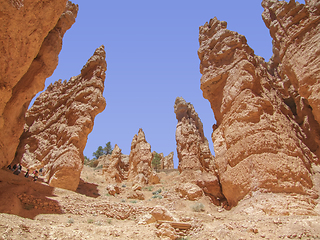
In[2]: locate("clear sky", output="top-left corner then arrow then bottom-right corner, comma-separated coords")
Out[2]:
37,0 -> 304,167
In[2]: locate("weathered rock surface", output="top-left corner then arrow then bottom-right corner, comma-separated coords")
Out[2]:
128,129 -> 160,185
0,0 -> 78,169
198,6 -> 319,206
262,0 -> 320,160
151,151 -> 174,170
103,145 -> 127,183
14,46 -> 107,191
162,152 -> 174,169
174,97 -> 214,172
174,97 -> 224,205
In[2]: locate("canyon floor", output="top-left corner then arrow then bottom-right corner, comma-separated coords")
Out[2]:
0,166 -> 320,240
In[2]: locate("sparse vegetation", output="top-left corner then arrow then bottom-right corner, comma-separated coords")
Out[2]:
152,152 -> 161,171
130,200 -> 137,204
68,218 -> 74,224
87,219 -> 94,224
152,188 -> 162,195
106,219 -> 112,224
191,202 -> 205,212
92,142 -> 113,159
152,195 -> 163,199
145,186 -> 153,191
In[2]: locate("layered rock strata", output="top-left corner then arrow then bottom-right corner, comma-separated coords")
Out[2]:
198,5 -> 318,206
14,46 -> 107,191
128,129 -> 160,185
0,0 -> 78,169
174,97 -> 214,172
174,97 -> 224,205
262,0 -> 320,160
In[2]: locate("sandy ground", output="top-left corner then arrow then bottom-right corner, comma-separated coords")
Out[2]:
0,166 -> 320,240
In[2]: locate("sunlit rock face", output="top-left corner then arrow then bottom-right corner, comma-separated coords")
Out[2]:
128,129 -> 160,185
0,1 -> 78,169
198,1 -> 319,206
14,46 -> 106,191
174,97 -> 214,173
174,97 -> 224,205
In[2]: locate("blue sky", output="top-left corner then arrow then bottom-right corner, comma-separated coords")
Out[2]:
38,0 -> 304,167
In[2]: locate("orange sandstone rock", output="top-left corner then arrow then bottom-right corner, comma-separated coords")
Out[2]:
14,46 -> 106,191
0,1 -> 78,169
198,15 -> 317,206
128,129 -> 160,185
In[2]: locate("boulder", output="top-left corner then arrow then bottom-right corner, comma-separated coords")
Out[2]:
0,1 -> 78,169
176,182 -> 203,201
14,46 -> 106,191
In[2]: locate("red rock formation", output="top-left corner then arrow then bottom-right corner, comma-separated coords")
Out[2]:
128,129 -> 160,185
0,1 -> 78,169
174,97 -> 224,205
262,0 -> 320,160
162,152 -> 174,169
14,46 -> 106,191
104,144 -> 127,183
174,97 -> 214,172
198,11 -> 318,206
151,151 -> 174,170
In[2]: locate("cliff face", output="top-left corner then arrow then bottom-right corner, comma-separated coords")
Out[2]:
0,1 -> 78,169
14,46 -> 107,191
262,0 -> 320,160
198,5 -> 319,206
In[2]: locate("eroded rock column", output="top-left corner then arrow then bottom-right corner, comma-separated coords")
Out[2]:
198,17 -> 316,206
15,46 -> 107,191
0,1 -> 78,169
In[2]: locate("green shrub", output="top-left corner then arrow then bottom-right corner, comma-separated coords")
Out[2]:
152,188 -> 162,195
191,202 -> 205,212
87,219 -> 94,224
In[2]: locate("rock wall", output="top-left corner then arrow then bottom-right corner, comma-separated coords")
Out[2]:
0,0 -> 78,169
174,97 -> 214,172
198,5 -> 318,207
14,46 -> 107,191
128,129 -> 159,185
262,0 -> 320,160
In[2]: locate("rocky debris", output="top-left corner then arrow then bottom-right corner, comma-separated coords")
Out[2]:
174,97 -> 214,172
155,222 -> 178,240
198,13 -> 318,206
128,129 -> 160,185
106,184 -> 121,196
14,46 -> 107,191
262,0 -> 320,161
0,1 -> 78,170
176,182 -> 203,201
103,145 -> 126,183
150,205 -> 177,222
126,190 -> 145,200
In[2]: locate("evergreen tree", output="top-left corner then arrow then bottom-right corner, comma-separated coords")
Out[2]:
93,146 -> 104,159
152,152 -> 161,171
103,142 -> 113,155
